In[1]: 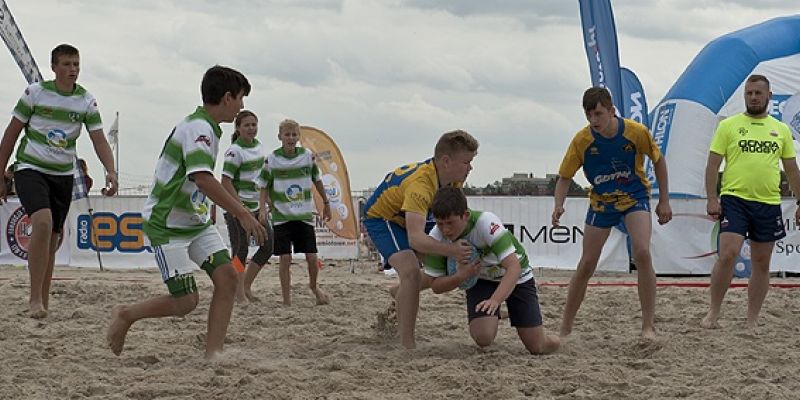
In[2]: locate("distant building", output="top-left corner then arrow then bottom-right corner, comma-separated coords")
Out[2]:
500,172 -> 558,195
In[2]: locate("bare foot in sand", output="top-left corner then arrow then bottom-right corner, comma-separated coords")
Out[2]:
205,349 -> 224,360
641,327 -> 657,340
700,314 -> 721,329
29,301 -> 48,319
245,292 -> 260,303
30,306 -> 48,319
313,288 -> 330,305
107,305 -> 133,356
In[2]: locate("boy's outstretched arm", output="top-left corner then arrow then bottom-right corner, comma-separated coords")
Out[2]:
652,156 -> 672,225
193,171 -> 266,245
429,260 -> 480,294
475,254 -> 521,315
0,118 -> 24,203
407,211 -> 472,262
551,177 -> 571,227
88,129 -> 118,196
312,180 -> 331,221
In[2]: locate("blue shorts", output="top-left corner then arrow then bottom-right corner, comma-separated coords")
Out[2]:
363,218 -> 411,260
586,198 -> 650,228
466,278 -> 542,328
720,195 -> 785,242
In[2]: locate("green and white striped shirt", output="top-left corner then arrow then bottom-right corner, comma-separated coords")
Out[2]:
423,210 -> 533,284
12,81 -> 103,175
265,147 -> 320,225
142,107 -> 221,245
222,138 -> 265,212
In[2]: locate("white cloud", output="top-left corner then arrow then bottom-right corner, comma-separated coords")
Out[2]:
0,0 -> 796,191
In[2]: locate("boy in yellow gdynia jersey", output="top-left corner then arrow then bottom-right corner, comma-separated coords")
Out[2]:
553,87 -> 672,340
363,130 -> 478,349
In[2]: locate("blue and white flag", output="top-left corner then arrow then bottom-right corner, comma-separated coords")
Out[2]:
621,67 -> 649,128
578,0 -> 623,112
0,1 -> 42,84
106,112 -> 119,148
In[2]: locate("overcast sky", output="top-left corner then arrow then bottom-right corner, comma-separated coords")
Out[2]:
0,0 -> 797,191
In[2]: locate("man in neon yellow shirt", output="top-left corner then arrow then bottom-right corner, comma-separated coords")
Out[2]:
701,74 -> 800,329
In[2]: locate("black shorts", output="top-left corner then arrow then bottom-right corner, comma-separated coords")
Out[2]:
466,278 -> 542,328
273,220 -> 317,255
224,211 -> 274,266
720,195 -> 785,242
14,169 -> 74,233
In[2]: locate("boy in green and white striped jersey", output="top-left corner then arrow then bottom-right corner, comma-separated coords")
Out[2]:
264,119 -> 331,306
0,44 -> 117,319
423,188 -> 560,354
106,66 -> 267,359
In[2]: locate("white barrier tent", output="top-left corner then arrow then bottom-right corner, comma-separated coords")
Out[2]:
1,195 -> 799,274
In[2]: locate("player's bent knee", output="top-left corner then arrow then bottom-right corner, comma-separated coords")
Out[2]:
202,250 -> 232,275
167,273 -> 199,297
174,293 -> 199,316
472,333 -> 495,348
716,253 -> 738,269
470,321 -> 497,347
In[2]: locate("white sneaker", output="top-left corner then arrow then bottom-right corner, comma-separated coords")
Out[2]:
384,268 -> 398,278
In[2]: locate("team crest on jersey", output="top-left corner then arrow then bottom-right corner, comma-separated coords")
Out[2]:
489,222 -> 501,235
47,129 -> 68,148
621,143 -> 634,152
225,150 -> 236,158
195,135 -> 211,146
286,184 -> 304,202
68,112 -> 80,122
769,130 -> 778,137
589,147 -> 599,155
738,127 -> 748,136
190,190 -> 209,221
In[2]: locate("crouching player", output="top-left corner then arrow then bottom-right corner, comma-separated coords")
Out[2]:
423,187 -> 560,354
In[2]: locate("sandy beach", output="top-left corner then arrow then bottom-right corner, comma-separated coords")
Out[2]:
2,261 -> 800,400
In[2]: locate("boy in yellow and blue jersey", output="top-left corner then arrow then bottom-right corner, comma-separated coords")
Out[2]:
363,130 -> 478,349
552,87 -> 672,340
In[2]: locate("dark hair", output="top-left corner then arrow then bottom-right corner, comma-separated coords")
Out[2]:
51,44 -> 79,65
201,65 -> 251,105
434,130 -> 479,160
430,187 -> 468,219
582,87 -> 614,112
746,74 -> 770,89
77,158 -> 88,172
232,110 -> 258,143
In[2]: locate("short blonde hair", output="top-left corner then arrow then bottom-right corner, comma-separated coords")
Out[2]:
279,119 -> 300,136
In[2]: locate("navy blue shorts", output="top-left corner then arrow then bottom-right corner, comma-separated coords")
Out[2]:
586,197 -> 650,229
720,195 -> 785,242
466,278 -> 542,328
363,218 -> 410,261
